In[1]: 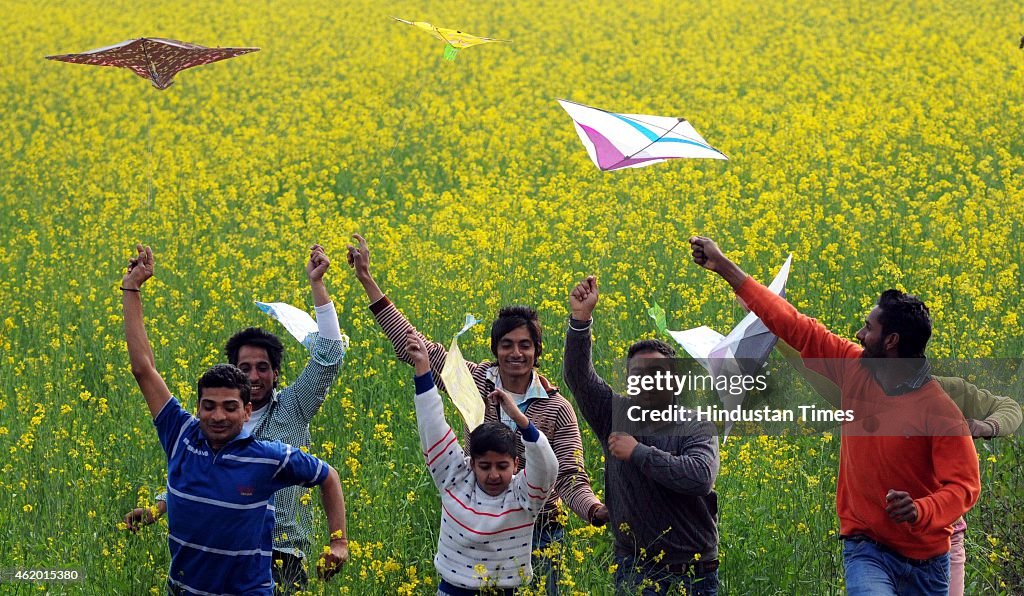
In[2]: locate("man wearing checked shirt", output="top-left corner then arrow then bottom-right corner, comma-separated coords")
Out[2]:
124,243 -> 348,592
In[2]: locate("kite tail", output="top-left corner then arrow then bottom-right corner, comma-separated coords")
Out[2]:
443,44 -> 459,61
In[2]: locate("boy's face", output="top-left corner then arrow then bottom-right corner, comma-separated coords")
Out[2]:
471,451 -> 518,496
198,387 -> 252,450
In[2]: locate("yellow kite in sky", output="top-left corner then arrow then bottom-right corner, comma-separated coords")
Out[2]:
392,17 -> 509,61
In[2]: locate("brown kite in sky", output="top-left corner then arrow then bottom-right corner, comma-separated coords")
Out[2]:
46,38 -> 259,90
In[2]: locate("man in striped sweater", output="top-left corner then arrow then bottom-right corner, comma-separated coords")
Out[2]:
347,234 -> 607,593
406,329 -> 558,595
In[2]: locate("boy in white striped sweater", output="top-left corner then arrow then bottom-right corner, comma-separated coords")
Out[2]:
406,330 -> 558,595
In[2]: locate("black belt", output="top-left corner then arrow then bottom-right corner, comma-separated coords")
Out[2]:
660,558 -> 720,574
624,557 -> 719,575
841,534 -> 938,567
439,579 -> 516,596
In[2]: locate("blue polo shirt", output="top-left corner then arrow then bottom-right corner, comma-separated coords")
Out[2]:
154,397 -> 330,595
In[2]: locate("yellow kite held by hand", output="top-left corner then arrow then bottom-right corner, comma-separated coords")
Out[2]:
441,315 -> 486,430
392,17 -> 510,61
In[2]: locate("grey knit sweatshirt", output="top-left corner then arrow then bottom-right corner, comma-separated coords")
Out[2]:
563,318 -> 720,565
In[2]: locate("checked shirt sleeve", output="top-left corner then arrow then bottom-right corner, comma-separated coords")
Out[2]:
279,332 -> 346,424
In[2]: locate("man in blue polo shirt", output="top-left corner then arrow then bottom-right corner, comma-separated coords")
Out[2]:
125,242 -> 348,593
121,244 -> 349,594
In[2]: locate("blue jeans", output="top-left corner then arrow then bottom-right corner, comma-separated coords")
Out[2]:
531,521 -> 565,595
614,554 -> 719,596
843,538 -> 950,595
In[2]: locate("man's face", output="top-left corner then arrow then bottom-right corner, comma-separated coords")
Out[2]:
495,326 -> 536,381
471,451 -> 518,496
628,350 -> 674,408
856,306 -> 889,359
236,345 -> 278,406
198,387 -> 252,450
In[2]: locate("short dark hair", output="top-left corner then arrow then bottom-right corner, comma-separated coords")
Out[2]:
225,327 -> 284,372
197,364 -> 252,404
627,339 -> 677,363
876,289 -> 932,358
490,306 -> 542,366
468,422 -> 518,459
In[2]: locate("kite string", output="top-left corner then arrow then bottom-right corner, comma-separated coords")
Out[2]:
371,61 -> 426,210
146,98 -> 156,207
371,51 -> 449,213
134,98 -> 154,209
595,186 -> 630,281
373,113 -> 411,211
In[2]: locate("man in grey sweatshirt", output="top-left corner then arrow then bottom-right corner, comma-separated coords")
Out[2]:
563,276 -> 720,596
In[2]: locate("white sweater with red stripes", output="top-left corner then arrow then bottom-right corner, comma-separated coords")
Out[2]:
415,372 -> 558,589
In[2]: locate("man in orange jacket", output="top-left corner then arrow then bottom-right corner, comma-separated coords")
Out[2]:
690,236 -> 980,596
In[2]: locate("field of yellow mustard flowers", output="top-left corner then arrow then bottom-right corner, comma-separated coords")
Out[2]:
1,0 -> 1022,593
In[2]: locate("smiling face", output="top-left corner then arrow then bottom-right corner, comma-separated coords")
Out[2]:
198,386 -> 252,451
495,326 -> 536,384
236,345 -> 278,408
471,451 -> 518,496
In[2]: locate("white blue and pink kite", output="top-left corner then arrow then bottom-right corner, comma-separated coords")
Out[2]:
557,99 -> 728,171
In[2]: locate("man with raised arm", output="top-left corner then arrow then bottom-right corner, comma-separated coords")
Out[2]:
690,236 -> 980,596
124,243 -> 348,592
121,244 -> 348,595
406,329 -> 558,594
347,233 -> 606,593
776,340 -> 1021,595
563,275 -> 720,595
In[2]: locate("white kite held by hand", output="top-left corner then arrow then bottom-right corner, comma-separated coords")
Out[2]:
708,254 -> 793,365
441,315 -> 486,431
667,326 -> 726,372
255,301 -> 319,348
666,254 -> 793,440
